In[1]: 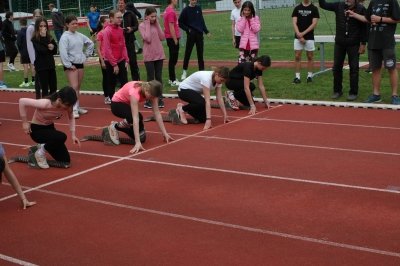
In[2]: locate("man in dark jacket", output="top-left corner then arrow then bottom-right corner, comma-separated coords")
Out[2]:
48,3 -> 65,43
319,0 -> 368,101
2,11 -> 18,71
118,0 -> 140,81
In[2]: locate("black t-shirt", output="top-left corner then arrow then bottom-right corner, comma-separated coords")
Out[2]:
291,3 -> 320,40
229,62 -> 263,80
366,0 -> 400,49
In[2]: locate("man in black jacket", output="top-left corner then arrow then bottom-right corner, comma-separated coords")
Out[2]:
319,0 -> 368,101
2,11 -> 18,71
118,0 -> 140,81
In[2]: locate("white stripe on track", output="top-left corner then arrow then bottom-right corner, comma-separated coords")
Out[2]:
0,254 -> 38,266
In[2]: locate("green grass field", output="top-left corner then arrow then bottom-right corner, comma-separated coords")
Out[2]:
3,6 -> 399,104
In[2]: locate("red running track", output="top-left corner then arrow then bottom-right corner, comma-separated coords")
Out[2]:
0,91 -> 399,265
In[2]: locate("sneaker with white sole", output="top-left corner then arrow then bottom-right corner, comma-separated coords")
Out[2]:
29,81 -> 35,86
108,122 -> 120,145
169,80 -> 180,86
144,100 -> 152,109
181,71 -> 187,80
73,110 -> 80,119
78,108 -> 88,115
19,81 -> 30,88
0,83 -> 8,89
104,97 -> 111,105
34,149 -> 49,169
7,63 -> 17,71
225,91 -> 239,110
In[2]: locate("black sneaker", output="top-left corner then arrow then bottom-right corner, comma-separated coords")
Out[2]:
292,78 -> 301,84
158,98 -> 165,108
306,76 -> 313,83
144,100 -> 152,109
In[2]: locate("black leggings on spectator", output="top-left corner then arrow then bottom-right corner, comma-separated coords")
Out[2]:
166,38 -> 180,81
105,60 -> 128,99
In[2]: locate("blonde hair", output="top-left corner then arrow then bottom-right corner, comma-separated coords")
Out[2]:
141,80 -> 162,98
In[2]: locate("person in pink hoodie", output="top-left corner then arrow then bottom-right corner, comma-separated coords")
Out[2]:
102,10 -> 129,99
139,7 -> 166,109
236,1 -> 261,64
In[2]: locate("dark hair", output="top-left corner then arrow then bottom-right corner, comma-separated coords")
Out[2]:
32,18 -> 51,41
20,17 -> 27,26
145,7 -> 157,16
0,157 -> 5,175
65,15 -> 78,30
48,86 -> 78,107
241,1 -> 255,17
97,15 -> 108,31
6,11 -> 13,19
214,66 -> 230,80
255,55 -> 271,67
48,3 -> 55,9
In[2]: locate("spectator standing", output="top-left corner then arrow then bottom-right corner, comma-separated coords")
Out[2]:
48,3 -> 65,44
0,24 -> 6,88
118,0 -> 140,81
350,0 -> 400,104
236,1 -> 261,63
164,0 -> 181,86
2,12 -> 19,71
96,16 -> 111,104
31,18 -> 58,98
87,4 -> 101,36
26,9 -> 43,97
126,2 -> 143,54
59,15 -> 94,118
291,0 -> 319,84
102,10 -> 129,101
230,0 -> 242,50
178,0 -> 210,80
16,18 -> 33,88
319,0 -> 367,101
139,7 -> 165,109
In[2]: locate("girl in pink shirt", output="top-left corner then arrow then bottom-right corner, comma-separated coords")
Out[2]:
19,86 -> 80,169
96,16 -> 110,104
139,7 -> 165,109
106,80 -> 174,154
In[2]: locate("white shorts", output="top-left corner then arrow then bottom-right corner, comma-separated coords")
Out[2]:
294,39 -> 315,52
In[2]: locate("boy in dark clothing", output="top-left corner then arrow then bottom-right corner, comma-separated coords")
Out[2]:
17,18 -> 33,87
126,2 -> 143,54
48,3 -> 65,43
319,0 -> 368,101
118,0 -> 140,81
2,12 -> 18,71
178,0 -> 210,80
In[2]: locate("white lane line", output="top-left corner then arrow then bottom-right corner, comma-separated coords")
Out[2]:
0,109 -> 269,202
28,188 -> 400,258
129,158 -> 400,194
0,253 -> 38,266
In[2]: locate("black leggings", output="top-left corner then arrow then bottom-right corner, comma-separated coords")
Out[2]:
105,60 -> 128,99
178,89 -> 206,122
166,38 -> 180,81
36,69 -> 57,98
110,101 -> 144,139
30,123 -> 70,163
225,79 -> 256,106
183,31 -> 204,71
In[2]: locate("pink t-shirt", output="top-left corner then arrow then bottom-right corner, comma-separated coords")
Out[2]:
163,6 -> 180,39
112,81 -> 146,103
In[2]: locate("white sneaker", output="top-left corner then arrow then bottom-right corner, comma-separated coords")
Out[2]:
170,80 -> 180,86
108,122 -> 120,145
0,83 -> 8,89
225,91 -> 239,110
78,108 -> 88,115
34,149 -> 49,169
181,71 -> 187,80
7,63 -> 17,71
73,110 -> 80,119
29,81 -> 35,86
19,81 -> 30,88
104,97 -> 111,105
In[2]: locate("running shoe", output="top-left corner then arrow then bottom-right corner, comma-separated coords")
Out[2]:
391,95 -> 400,105
19,81 -> 30,88
225,91 -> 239,110
108,121 -> 120,145
144,100 -> 152,109
364,94 -> 382,103
78,108 -> 88,115
158,98 -> 165,108
34,149 -> 49,169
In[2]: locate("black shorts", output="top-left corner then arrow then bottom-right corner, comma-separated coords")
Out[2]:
20,54 -> 31,64
0,50 -> 5,63
369,48 -> 397,70
64,63 -> 84,71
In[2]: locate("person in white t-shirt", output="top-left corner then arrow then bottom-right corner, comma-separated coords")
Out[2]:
176,67 -> 230,130
230,0 -> 242,49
